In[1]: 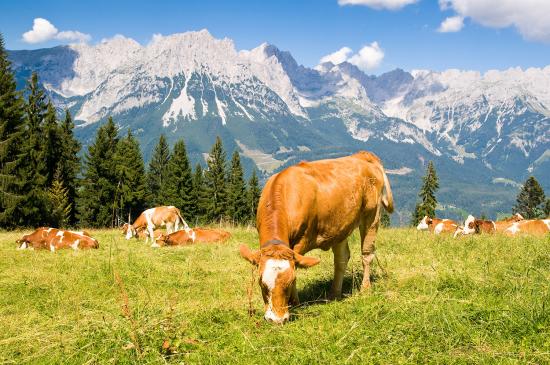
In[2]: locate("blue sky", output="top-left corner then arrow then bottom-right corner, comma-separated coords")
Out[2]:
1,0 -> 549,74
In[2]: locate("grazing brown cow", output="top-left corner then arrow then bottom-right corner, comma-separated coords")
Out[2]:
494,213 -> 524,232
239,151 -> 393,324
504,219 -> 550,236
17,228 -> 99,251
122,224 -> 162,240
416,216 -> 458,234
125,206 -> 191,245
156,228 -> 231,247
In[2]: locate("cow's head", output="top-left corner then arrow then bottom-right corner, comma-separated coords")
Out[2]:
239,243 -> 320,324
416,216 -> 432,230
125,224 -> 137,240
16,237 -> 29,250
461,215 -> 476,235
121,223 -> 129,235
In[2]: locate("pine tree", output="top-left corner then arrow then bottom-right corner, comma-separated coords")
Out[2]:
147,134 -> 171,206
14,72 -> 51,226
247,169 -> 261,223
113,129 -> 147,225
226,151 -> 248,223
0,33 -> 25,227
411,161 -> 439,226
43,102 -> 64,187
204,136 -> 228,222
49,167 -> 71,227
380,209 -> 390,228
513,176 -> 546,219
192,163 -> 207,224
165,139 -> 195,219
544,199 -> 550,218
57,109 -> 81,225
78,117 -> 119,227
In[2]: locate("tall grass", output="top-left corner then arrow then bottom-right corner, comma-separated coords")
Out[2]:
0,228 -> 548,363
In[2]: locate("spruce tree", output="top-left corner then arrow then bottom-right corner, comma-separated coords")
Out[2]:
113,129 -> 147,224
49,167 -> 71,227
226,151 -> 248,223
43,102 -> 64,187
0,33 -> 25,227
78,117 -> 119,227
247,169 -> 261,223
513,176 -> 546,219
58,109 -> 81,225
192,163 -> 207,224
147,134 -> 171,206
544,199 -> 550,218
204,136 -> 228,222
411,161 -> 439,226
165,139 -> 195,219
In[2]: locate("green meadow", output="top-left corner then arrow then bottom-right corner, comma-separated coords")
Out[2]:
0,227 -> 549,364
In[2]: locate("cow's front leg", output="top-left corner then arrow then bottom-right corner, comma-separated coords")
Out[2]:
148,225 -> 155,245
329,239 -> 350,300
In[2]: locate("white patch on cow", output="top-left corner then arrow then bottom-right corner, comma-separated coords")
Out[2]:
18,242 -> 28,250
125,225 -> 134,240
262,259 -> 290,290
71,239 -> 80,250
50,244 -> 56,252
453,226 -> 464,238
264,304 -> 290,324
151,242 -> 160,248
515,213 -> 524,220
46,228 -> 53,233
417,216 -> 429,231
543,219 -> 550,231
56,231 -> 64,237
189,229 -> 196,243
434,222 -> 444,234
506,222 -> 520,235
462,215 -> 476,235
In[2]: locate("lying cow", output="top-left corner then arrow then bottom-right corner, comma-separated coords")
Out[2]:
125,206 -> 191,244
417,216 -> 459,234
455,215 -> 496,237
494,213 -> 524,232
17,227 -> 99,251
505,219 -> 550,236
155,228 -> 231,247
239,151 -> 393,324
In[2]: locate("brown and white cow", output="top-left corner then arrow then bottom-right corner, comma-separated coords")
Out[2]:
417,216 -> 459,234
239,151 -> 393,324
125,206 -> 191,245
455,215 -> 496,236
494,213 -> 524,232
156,228 -> 231,247
17,228 -> 99,251
504,219 -> 550,236
122,224 -> 162,240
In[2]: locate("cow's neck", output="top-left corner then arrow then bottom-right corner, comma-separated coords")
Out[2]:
258,219 -> 291,249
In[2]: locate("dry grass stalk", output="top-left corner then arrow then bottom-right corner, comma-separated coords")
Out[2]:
114,271 -> 142,357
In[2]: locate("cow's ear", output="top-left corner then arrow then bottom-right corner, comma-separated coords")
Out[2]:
294,253 -> 321,269
239,244 -> 260,266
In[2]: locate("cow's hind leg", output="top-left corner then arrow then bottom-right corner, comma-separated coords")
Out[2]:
359,211 -> 380,290
330,238 -> 350,300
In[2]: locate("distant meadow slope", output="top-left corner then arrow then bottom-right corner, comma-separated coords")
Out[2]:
1,228 -> 549,363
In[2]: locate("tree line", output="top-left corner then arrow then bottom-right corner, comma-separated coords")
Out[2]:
411,161 -> 550,226
0,35 -> 260,229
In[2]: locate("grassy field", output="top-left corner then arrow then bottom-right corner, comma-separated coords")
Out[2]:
1,227 -> 549,364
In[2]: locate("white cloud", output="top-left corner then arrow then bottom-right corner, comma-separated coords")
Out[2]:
22,18 -> 91,44
338,0 -> 418,10
318,42 -> 384,71
439,0 -> 550,42
319,47 -> 353,64
348,42 -> 385,70
437,16 -> 464,32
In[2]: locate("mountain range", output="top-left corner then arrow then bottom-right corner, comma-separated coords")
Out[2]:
8,30 -> 550,224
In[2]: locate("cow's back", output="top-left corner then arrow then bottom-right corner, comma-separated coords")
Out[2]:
257,152 -> 385,252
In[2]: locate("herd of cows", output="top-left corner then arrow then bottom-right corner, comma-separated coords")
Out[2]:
13,151 -> 550,324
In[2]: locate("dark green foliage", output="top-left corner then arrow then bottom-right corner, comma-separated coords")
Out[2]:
247,169 -> 261,223
411,161 -> 439,226
78,117 -> 119,227
43,102 -> 64,187
226,151 -> 248,223
147,134 -> 171,206
513,176 -> 546,219
204,136 -> 227,222
113,129 -> 147,224
545,199 -> 550,218
57,109 -> 81,225
165,139 -> 195,220
380,209 -> 390,228
48,167 -> 71,227
192,163 -> 207,224
0,33 -> 25,226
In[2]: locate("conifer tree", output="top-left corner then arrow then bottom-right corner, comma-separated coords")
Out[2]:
165,139 -> 195,219
43,102 -> 63,187
57,109 -> 81,225
513,176 -> 546,219
113,129 -> 147,224
204,136 -> 227,222
0,33 -> 25,227
78,117 -> 119,227
544,199 -> 550,218
49,167 -> 71,227
192,163 -> 207,223
147,134 -> 171,206
411,161 -> 439,226
226,151 -> 248,223
247,169 -> 261,223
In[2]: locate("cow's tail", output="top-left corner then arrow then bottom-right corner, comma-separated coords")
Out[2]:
381,167 -> 394,214
176,209 -> 191,232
